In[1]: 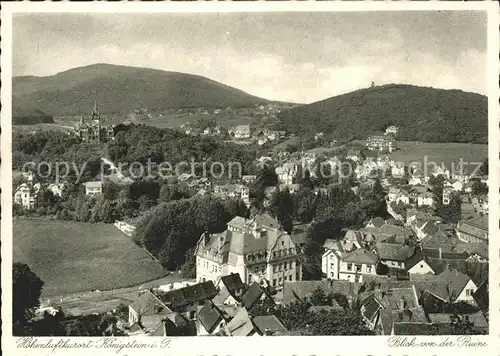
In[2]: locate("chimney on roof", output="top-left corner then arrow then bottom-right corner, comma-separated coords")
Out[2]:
438,247 -> 442,260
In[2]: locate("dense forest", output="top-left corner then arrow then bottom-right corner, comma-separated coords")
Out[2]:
278,84 -> 487,144
13,108 -> 55,125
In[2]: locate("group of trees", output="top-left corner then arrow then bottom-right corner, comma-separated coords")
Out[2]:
134,195 -> 248,272
428,175 -> 462,224
13,261 -> 125,336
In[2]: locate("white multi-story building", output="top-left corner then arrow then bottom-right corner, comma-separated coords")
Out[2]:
14,174 -> 40,210
322,236 -> 378,283
84,181 -> 103,196
195,214 -> 304,290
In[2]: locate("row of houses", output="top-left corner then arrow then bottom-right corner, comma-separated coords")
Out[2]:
127,273 -> 290,336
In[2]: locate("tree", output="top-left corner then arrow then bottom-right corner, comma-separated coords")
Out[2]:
293,186 -> 317,223
248,296 -> 279,318
439,192 -> 461,223
180,247 -> 197,278
478,157 -> 488,176
306,309 -> 374,335
269,188 -> 294,233
13,262 -> 44,335
102,181 -> 121,201
376,262 -> 389,275
309,287 -> 330,306
255,165 -> 278,189
471,181 -> 488,197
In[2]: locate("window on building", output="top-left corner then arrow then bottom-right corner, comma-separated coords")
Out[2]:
366,265 -> 372,273
289,275 -> 292,281
279,277 -> 282,285
466,289 -> 475,296
273,279 -> 277,286
355,264 -> 362,272
347,263 -> 353,271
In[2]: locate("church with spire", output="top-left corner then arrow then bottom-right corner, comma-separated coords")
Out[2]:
74,101 -> 115,143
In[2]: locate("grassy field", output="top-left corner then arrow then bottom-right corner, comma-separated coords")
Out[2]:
387,141 -> 488,173
13,219 -> 169,297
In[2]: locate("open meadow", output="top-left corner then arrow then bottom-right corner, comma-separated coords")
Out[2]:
389,141 -> 488,173
13,219 -> 169,297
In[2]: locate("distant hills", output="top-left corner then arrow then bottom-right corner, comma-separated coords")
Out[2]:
13,63 -> 271,116
278,84 -> 488,144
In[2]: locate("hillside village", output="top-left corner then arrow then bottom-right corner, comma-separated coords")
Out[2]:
13,98 -> 489,336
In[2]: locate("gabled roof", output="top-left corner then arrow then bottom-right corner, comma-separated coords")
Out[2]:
224,307 -> 254,336
84,181 -> 102,188
241,282 -> 273,310
369,217 -> 385,228
252,315 -> 287,335
219,273 -> 246,296
129,290 -> 171,316
375,243 -> 415,262
437,268 -> 473,302
198,301 -> 224,334
473,280 -> 489,315
158,281 -> 217,309
342,248 -> 378,264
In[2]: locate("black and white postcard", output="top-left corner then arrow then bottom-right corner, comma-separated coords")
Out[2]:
1,2 -> 499,356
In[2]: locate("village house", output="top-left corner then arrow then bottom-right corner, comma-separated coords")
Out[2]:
405,252 -> 436,275
325,246 -> 378,283
408,185 -> 434,207
84,181 -> 103,196
275,161 -> 300,185
471,194 -> 488,215
212,273 -> 247,306
156,281 -> 218,322
387,187 -> 410,205
419,268 -> 479,305
232,125 -> 251,139
442,187 -> 454,205
128,290 -> 188,336
365,135 -> 396,153
196,300 -> 237,336
390,162 -> 405,178
241,175 -> 257,184
359,285 -> 427,334
374,243 -> 415,270
346,148 -> 364,162
47,182 -> 65,198
213,184 -> 250,206
195,214 -> 304,290
456,216 -> 488,243
385,125 -> 399,135
14,174 -> 41,210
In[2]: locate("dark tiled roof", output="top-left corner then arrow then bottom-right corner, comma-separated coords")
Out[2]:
198,301 -> 223,334
129,291 -> 171,316
252,315 -> 288,335
375,243 -> 415,262
220,273 -> 246,296
241,282 -> 272,310
473,280 -> 489,314
369,217 -> 385,228
342,248 -> 379,264
158,281 -> 217,309
392,322 -> 442,335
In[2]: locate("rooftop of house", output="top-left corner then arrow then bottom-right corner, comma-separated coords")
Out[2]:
219,273 -> 246,295
342,248 -> 379,265
378,306 -> 427,335
84,181 -> 103,188
323,238 -> 358,254
129,290 -> 172,316
224,307 -> 254,336
157,281 -> 217,310
197,300 -> 225,334
375,243 -> 415,262
368,217 -> 385,228
241,282 -> 273,310
473,280 -> 489,314
252,315 -> 288,335
457,215 -> 488,233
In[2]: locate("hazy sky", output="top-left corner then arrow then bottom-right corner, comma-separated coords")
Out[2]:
13,11 -> 487,103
